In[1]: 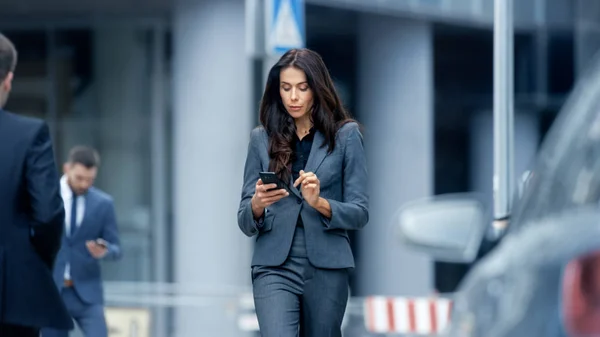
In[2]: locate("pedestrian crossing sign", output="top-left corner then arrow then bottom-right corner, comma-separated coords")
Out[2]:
266,0 -> 305,56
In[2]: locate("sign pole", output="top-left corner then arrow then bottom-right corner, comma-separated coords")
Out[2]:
262,0 -> 306,85
492,0 -> 514,231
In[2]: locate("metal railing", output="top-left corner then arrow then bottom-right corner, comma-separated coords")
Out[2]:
96,282 -> 452,337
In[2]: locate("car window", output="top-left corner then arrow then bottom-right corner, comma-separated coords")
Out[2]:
511,60 -> 600,231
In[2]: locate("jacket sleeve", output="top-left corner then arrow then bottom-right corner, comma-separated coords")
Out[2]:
100,198 -> 122,261
237,129 -> 265,237
322,123 -> 369,230
26,122 -> 65,268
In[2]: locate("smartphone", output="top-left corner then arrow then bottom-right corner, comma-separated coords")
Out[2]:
95,238 -> 108,248
259,172 -> 287,191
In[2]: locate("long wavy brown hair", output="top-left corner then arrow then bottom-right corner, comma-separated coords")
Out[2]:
259,48 -> 353,183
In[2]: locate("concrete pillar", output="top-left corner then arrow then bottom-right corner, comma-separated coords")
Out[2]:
94,25 -> 152,281
470,111 -> 540,207
173,0 -> 253,335
357,15 -> 434,296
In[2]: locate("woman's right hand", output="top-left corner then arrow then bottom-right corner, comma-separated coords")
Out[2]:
251,179 -> 289,218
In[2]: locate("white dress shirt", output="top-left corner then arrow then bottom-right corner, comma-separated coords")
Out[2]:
61,175 -> 86,280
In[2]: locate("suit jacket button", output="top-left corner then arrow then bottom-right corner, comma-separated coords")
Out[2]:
297,199 -> 302,204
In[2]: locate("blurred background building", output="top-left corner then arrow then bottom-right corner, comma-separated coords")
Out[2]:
1,0 -> 599,335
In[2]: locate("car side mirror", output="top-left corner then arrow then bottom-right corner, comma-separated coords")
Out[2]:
396,193 -> 488,263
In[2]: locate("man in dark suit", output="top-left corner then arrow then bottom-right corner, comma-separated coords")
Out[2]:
0,33 -> 74,336
43,146 -> 122,337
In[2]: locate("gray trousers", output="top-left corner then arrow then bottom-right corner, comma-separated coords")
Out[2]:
252,226 -> 349,337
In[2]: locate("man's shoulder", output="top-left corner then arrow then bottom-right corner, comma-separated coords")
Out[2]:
88,187 -> 114,205
1,109 -> 45,131
0,111 -> 47,157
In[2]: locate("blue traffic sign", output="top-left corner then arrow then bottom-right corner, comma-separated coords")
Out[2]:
266,0 -> 305,56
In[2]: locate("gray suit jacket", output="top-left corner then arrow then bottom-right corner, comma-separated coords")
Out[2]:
237,122 -> 369,269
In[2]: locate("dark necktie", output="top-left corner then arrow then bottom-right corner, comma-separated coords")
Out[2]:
70,194 -> 78,237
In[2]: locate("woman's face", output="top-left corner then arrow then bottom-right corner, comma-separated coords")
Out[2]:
279,66 -> 313,120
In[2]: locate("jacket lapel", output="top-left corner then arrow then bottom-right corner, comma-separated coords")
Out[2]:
288,176 -> 302,199
260,130 -> 302,198
303,131 -> 328,175
288,131 -> 328,199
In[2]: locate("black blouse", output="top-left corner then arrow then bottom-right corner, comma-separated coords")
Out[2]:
291,128 -> 315,227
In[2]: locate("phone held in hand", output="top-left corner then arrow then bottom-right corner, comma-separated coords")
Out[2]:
95,238 -> 108,248
259,172 -> 287,191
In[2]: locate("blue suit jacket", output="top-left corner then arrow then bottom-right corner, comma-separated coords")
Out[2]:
53,187 -> 122,304
237,122 -> 369,269
0,110 -> 73,330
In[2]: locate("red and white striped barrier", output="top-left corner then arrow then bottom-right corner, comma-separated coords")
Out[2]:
364,296 -> 453,335
238,294 -> 453,334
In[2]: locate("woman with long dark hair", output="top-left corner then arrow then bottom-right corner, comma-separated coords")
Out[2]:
237,48 -> 369,336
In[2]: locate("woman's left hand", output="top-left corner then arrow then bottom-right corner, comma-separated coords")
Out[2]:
294,170 -> 320,207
